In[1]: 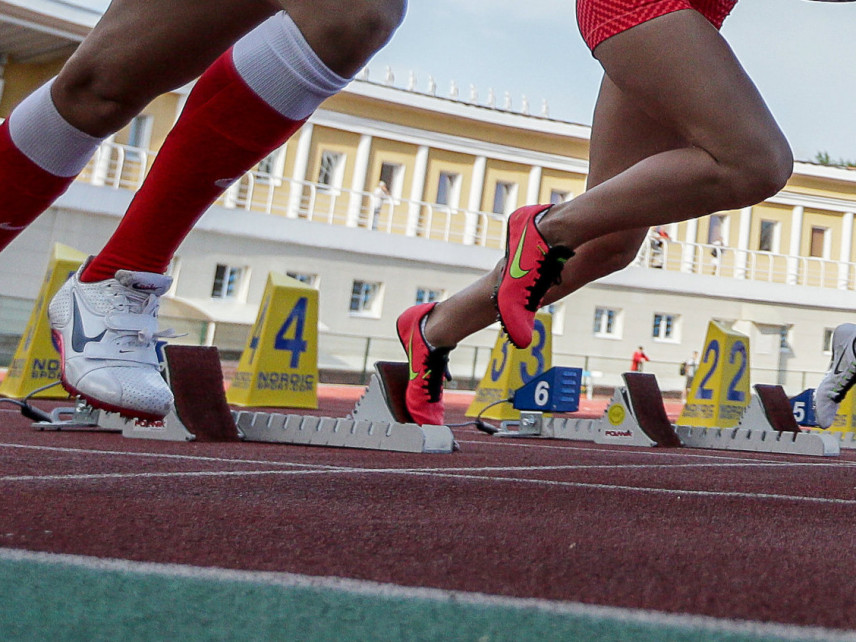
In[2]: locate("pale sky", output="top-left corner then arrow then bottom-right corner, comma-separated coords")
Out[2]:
367,0 -> 856,164
68,0 -> 856,163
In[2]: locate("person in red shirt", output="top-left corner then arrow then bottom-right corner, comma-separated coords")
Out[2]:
631,347 -> 651,372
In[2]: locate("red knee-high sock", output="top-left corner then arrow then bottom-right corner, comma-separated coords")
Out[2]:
82,50 -> 304,281
0,119 -> 75,252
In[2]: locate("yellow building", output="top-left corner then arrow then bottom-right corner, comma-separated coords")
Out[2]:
2,3 -> 856,394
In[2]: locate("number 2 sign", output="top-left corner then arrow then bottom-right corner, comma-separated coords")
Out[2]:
679,321 -> 751,428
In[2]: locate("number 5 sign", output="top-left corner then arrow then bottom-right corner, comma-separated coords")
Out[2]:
679,320 -> 751,428
227,272 -> 319,409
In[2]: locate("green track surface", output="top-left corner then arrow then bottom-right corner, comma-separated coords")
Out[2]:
0,554 -> 836,642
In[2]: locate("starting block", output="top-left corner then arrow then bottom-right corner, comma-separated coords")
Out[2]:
33,352 -> 455,453
235,361 -> 457,454
496,372 -> 839,457
543,373 -> 682,447
493,372 -> 681,447
676,384 -> 839,456
33,345 -> 239,442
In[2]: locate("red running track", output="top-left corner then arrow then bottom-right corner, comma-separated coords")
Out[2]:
1,386 -> 856,631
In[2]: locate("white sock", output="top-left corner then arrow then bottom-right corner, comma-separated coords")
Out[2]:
231,12 -> 350,120
7,78 -> 105,177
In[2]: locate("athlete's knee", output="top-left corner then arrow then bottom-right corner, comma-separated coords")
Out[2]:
52,58 -> 155,136
723,134 -> 793,208
348,0 -> 406,44
296,0 -> 405,75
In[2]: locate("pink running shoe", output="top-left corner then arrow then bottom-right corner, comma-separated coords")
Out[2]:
396,302 -> 452,425
495,204 -> 574,348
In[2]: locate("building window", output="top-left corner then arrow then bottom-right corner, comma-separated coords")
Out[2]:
594,307 -> 620,338
379,162 -> 403,197
436,171 -> 460,206
492,181 -> 517,215
126,114 -> 153,161
780,326 -> 791,351
708,214 -> 727,245
544,302 -> 565,335
350,280 -> 382,315
759,220 -> 778,252
415,287 -> 443,305
287,272 -> 317,287
318,151 -> 344,190
257,147 -> 286,185
653,313 -> 678,341
549,190 -> 569,205
809,226 -> 828,259
211,264 -> 245,299
823,328 -> 834,353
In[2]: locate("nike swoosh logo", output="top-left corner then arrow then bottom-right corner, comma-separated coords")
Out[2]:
71,294 -> 106,353
0,222 -> 26,231
215,177 -> 238,189
834,351 -> 846,375
407,334 -> 418,381
509,226 -> 530,279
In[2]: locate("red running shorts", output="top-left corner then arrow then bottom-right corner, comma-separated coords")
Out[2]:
577,0 -> 738,51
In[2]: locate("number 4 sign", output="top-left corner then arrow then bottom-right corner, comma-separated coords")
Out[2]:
679,320 -> 751,428
227,272 -> 319,409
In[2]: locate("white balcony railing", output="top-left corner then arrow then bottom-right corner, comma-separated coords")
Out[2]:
77,140 -> 856,292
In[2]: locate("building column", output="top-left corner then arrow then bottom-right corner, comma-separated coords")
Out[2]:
347,134 -> 373,227
681,218 -> 698,273
839,211 -> 854,289
90,134 -> 116,187
735,206 -> 752,279
406,145 -> 429,236
787,205 -> 804,285
526,166 -> 543,205
464,155 -> 487,245
287,123 -> 313,218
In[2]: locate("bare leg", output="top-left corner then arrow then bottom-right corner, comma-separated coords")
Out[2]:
537,9 -> 792,249
424,71 -> 693,346
424,9 -> 791,348
52,0 -> 405,137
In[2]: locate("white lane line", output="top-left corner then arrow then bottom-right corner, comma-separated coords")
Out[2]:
2,463 -> 854,506
0,461 -> 804,483
0,443 -> 345,470
455,438 -> 856,466
1,548 -> 853,642
1,441 -> 843,478
6,441 -> 855,473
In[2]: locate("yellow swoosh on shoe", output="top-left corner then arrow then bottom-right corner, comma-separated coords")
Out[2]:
509,226 -> 530,279
407,334 -> 419,380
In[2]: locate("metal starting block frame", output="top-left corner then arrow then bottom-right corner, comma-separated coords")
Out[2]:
32,356 -> 455,453
32,346 -> 199,443
494,373 -> 840,457
236,362 -> 456,454
496,367 -> 582,438
675,385 -> 839,456
33,401 -> 195,442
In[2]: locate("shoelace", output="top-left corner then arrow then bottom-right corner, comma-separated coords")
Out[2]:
108,284 -> 179,350
421,347 -> 452,403
524,246 -> 575,311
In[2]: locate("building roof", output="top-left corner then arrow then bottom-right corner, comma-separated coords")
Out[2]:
0,0 -> 100,64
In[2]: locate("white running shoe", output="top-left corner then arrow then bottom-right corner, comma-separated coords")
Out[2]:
814,323 -> 856,429
48,264 -> 175,420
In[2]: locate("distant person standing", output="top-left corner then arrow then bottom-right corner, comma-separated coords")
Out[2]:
370,180 -> 390,230
631,346 -> 650,372
682,350 -> 699,401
